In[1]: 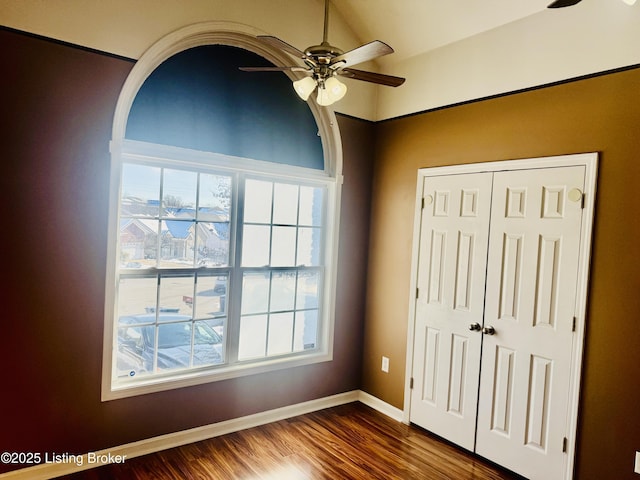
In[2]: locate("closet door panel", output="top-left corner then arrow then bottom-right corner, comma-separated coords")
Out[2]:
476,166 -> 585,480
409,172 -> 492,450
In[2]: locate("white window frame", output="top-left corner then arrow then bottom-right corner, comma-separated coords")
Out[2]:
102,23 -> 343,401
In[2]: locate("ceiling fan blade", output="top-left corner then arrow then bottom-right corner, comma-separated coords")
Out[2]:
239,66 -> 308,72
332,40 -> 394,67
547,0 -> 582,7
339,68 -> 405,87
256,35 -> 305,59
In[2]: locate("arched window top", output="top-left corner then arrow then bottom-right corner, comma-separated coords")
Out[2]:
112,22 -> 342,177
126,45 -> 324,170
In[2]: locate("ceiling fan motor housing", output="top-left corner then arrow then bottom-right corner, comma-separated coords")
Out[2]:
305,42 -> 344,65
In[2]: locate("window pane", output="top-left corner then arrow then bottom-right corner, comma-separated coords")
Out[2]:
294,310 -> 318,351
244,179 -> 272,224
158,275 -> 194,315
197,222 -> 229,266
116,324 -> 155,378
121,164 -> 161,217
241,272 -> 270,315
195,275 -> 227,319
118,276 -> 158,317
163,169 -> 197,218
160,220 -> 195,268
296,271 -> 319,310
271,226 -> 296,267
238,315 -> 267,360
273,183 -> 299,225
157,322 -> 192,370
120,219 -> 159,268
299,186 -> 323,226
297,227 -> 321,266
242,225 -> 270,267
270,271 -> 296,312
198,173 -> 232,221
193,320 -> 224,366
267,312 -> 294,356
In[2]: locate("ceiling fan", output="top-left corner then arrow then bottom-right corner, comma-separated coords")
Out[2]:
240,0 -> 405,106
547,0 -> 581,6
548,0 -> 635,7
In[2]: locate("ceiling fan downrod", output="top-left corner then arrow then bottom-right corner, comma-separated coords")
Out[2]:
322,0 -> 330,44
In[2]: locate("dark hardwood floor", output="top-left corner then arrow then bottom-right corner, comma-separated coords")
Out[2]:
62,402 -> 523,479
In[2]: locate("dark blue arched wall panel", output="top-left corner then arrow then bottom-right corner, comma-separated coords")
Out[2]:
126,45 -> 324,170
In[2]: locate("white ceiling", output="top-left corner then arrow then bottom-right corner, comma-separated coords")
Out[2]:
330,0 -> 552,64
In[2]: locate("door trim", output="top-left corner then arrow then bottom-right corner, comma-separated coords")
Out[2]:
403,153 -> 598,480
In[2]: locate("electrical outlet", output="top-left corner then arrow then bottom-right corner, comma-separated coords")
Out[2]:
635,451 -> 640,474
381,356 -> 390,373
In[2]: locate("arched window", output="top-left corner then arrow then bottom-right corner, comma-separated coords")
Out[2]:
102,23 -> 343,400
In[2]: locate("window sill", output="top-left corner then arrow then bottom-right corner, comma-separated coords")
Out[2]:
102,350 -> 333,401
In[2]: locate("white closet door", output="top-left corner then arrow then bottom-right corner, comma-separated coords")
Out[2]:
409,172 -> 492,450
476,166 -> 585,480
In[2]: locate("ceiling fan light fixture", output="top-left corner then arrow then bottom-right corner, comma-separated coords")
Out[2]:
622,0 -> 636,5
293,76 -> 317,101
316,76 -> 347,106
326,76 -> 347,101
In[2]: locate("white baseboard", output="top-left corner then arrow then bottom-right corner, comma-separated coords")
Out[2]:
357,390 -> 405,422
0,390 -> 402,480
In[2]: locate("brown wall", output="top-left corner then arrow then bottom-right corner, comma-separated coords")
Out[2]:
363,66 -> 640,479
0,29 -> 372,474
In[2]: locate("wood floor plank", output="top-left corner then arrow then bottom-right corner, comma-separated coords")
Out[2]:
62,402 -> 523,479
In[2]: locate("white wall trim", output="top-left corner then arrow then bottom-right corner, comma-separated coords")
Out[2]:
357,390 -> 405,422
0,391 -> 368,480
